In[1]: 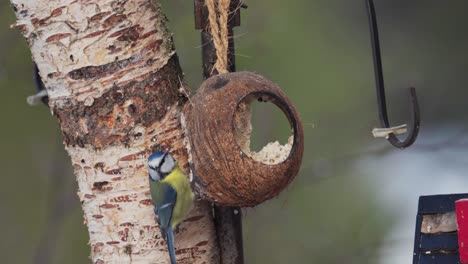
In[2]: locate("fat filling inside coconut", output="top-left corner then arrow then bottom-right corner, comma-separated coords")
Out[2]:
234,99 -> 293,165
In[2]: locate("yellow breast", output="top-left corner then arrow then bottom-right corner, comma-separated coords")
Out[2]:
161,167 -> 194,227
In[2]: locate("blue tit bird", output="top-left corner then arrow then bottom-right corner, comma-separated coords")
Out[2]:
148,151 -> 193,264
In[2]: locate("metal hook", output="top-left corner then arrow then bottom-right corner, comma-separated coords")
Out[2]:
365,0 -> 421,149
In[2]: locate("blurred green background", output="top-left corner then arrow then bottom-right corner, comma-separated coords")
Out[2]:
3,0 -> 468,263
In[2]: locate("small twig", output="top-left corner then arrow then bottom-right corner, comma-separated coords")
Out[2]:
29,63 -> 49,106
27,89 -> 48,106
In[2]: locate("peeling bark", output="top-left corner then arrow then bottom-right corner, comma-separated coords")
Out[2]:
10,0 -> 219,263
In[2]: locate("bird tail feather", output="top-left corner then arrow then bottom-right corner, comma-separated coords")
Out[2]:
167,226 -> 176,264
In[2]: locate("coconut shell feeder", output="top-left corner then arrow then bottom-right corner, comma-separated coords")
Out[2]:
182,71 -> 304,207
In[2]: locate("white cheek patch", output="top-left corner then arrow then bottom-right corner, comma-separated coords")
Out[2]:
160,155 -> 175,174
149,169 -> 160,181
149,156 -> 163,169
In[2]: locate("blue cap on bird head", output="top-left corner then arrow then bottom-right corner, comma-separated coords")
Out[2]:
148,151 -> 176,181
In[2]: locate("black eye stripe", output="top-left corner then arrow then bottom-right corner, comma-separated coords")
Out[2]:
158,153 -> 168,168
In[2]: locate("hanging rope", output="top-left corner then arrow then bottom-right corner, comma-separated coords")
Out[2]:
205,0 -> 231,74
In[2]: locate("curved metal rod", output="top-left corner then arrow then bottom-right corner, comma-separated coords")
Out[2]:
366,0 -> 421,149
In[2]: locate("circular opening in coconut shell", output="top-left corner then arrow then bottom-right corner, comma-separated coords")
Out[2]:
233,92 -> 296,165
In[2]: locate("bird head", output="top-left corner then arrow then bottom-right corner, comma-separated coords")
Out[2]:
148,151 -> 176,181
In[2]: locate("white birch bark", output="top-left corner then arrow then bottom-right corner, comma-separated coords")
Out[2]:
10,0 -> 220,263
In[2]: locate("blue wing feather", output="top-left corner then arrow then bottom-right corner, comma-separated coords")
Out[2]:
153,183 -> 177,264
155,183 -> 177,231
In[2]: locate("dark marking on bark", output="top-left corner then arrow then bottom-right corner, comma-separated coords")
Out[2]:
90,12 -> 111,22
109,25 -> 143,42
151,144 -> 162,153
111,89 -> 125,104
118,30 -> 140,42
100,203 -> 119,209
160,134 -> 184,150
143,39 -> 163,52
29,32 -> 38,42
119,151 -> 147,161
56,56 -> 182,148
111,0 -> 128,13
14,24 -> 28,34
84,194 -> 96,199
46,33 -> 71,43
107,45 -> 122,55
93,181 -> 109,190
175,247 -> 194,255
195,241 -> 209,247
68,56 -> 137,80
103,14 -> 127,28
106,241 -> 120,245
93,242 -> 104,254
122,134 -> 131,148
142,225 -> 158,231
101,67 -> 137,86
93,214 -> 104,219
133,132 -> 142,140
128,104 -> 137,115
51,7 -> 65,17
124,244 -> 132,255
119,228 -> 130,241
110,195 -> 136,203
95,260 -> 105,264
176,248 -> 207,260
77,138 -> 84,148
94,162 -> 105,171
140,29 -> 158,40
146,58 -> 157,66
31,6 -> 65,26
120,222 -> 134,227
83,29 -> 108,39
105,168 -> 122,175
139,199 -> 153,206
137,1 -> 151,9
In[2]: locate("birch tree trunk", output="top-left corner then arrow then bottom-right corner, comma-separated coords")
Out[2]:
10,0 -> 220,263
